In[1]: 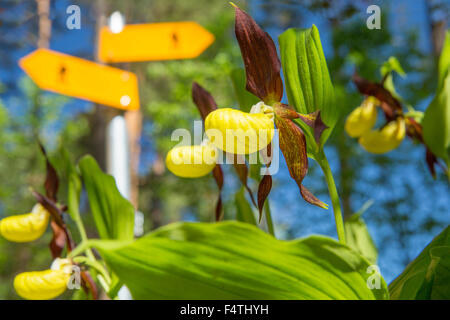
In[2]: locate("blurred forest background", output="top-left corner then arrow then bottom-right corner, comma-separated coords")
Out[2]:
0,0 -> 449,299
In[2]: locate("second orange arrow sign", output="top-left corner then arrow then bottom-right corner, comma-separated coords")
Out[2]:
98,21 -> 215,63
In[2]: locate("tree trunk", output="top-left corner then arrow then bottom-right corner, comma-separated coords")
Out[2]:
36,0 -> 51,48
425,0 -> 447,57
81,0 -> 109,170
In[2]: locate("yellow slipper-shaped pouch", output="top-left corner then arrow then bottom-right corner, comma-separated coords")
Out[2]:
345,96 -> 378,138
166,144 -> 218,178
14,258 -> 72,300
358,118 -> 406,154
205,107 -> 274,155
0,203 -> 50,242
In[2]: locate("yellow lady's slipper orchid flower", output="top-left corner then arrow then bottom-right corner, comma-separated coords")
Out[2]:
205,106 -> 274,155
166,144 -> 218,178
345,96 -> 378,138
358,118 -> 406,154
0,203 -> 50,242
14,258 -> 72,300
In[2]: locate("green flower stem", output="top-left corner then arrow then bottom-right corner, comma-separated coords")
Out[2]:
72,256 -> 112,285
70,208 -> 97,262
71,243 -> 113,296
69,203 -> 113,295
317,149 -> 346,244
264,201 -> 275,237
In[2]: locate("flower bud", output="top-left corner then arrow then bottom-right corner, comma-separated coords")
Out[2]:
205,107 -> 274,155
345,97 -> 378,138
358,118 -> 406,154
0,203 -> 50,242
14,258 -> 72,300
166,144 -> 218,178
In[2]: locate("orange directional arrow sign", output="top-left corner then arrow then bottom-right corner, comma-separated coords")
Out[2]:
19,49 -> 140,110
98,22 -> 215,63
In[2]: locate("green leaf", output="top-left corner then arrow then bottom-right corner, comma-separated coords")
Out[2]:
383,74 -> 403,102
230,68 -> 259,112
344,200 -> 378,264
380,56 -> 406,78
67,167 -> 82,221
422,72 -> 450,162
88,221 -> 388,299
438,31 -> 450,91
78,155 -> 134,240
279,25 -> 336,149
389,226 -> 450,299
234,187 -> 257,225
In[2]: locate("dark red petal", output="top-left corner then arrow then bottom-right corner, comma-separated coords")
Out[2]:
274,103 -> 300,120
352,72 -> 403,121
300,185 -> 328,210
257,174 -> 272,221
425,148 -> 437,179
233,158 -> 257,208
39,142 -> 59,201
312,111 -> 329,147
32,190 -> 64,226
192,82 -> 218,121
49,220 -> 66,259
234,5 -> 283,103
33,190 -> 75,255
80,270 -> 99,300
212,165 -> 224,221
275,116 -> 327,208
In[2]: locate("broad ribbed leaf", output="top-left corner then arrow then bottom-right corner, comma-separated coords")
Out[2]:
389,226 -> 450,300
234,5 -> 283,104
78,155 -> 134,240
275,116 -> 327,209
85,221 -> 388,299
235,187 -> 257,225
279,26 -> 336,148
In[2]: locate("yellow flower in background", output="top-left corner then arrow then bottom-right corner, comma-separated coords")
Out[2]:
0,203 -> 50,242
205,106 -> 274,155
14,258 -> 72,300
345,96 -> 379,138
358,118 -> 406,154
166,144 -> 218,178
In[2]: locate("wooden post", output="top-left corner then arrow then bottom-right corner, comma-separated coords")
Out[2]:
124,108 -> 142,209
36,0 -> 51,49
